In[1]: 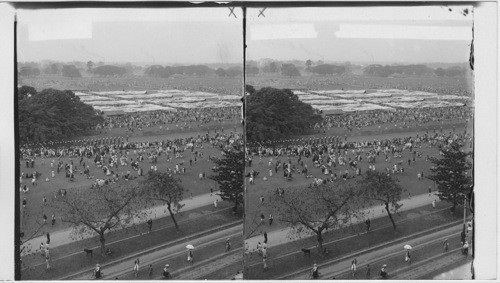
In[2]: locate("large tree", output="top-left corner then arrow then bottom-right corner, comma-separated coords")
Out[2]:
281,63 -> 301,77
357,170 -> 404,230
51,182 -> 146,255
268,182 -> 360,252
428,141 -> 472,213
141,171 -> 185,230
209,147 -> 244,213
18,87 -> 103,143
246,87 -> 322,143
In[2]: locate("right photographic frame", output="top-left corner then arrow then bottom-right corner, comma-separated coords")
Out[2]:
243,5 -> 478,280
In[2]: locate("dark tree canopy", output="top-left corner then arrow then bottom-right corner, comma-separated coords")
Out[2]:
17,85 -> 37,100
246,87 -> 323,143
144,64 -> 215,78
92,65 -> 127,77
428,141 -> 472,213
18,87 -> 104,144
215,68 -> 227,77
61,65 -> 82,78
310,64 -> 346,75
281,63 -> 301,77
209,147 -> 244,212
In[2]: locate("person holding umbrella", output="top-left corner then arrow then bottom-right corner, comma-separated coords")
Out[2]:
186,245 -> 194,264
404,245 -> 412,263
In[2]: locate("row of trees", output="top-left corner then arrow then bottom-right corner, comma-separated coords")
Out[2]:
144,64 -> 243,78
363,64 -> 468,78
18,61 -> 141,78
48,146 -> 244,255
268,142 -> 472,251
17,86 -> 104,143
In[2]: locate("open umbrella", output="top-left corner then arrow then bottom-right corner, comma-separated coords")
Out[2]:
186,244 -> 195,250
404,244 -> 412,250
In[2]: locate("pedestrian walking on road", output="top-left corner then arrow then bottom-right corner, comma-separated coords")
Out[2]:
226,238 -> 231,252
147,219 -> 153,233
51,214 -> 56,226
40,242 -> 45,257
443,239 -> 449,252
257,242 -> 262,256
187,250 -> 194,264
365,219 -> 371,232
405,250 -> 411,264
214,199 -> 218,209
462,242 -> 469,257
432,199 -> 436,208
269,214 -> 273,225
133,258 -> 140,277
148,264 -> 153,278
351,258 -> 357,277
45,255 -> 51,270
380,264 -> 388,279
428,186 -> 432,196
43,214 -> 48,224
263,232 -> 268,244
311,263 -> 319,279
262,253 -> 268,270
365,264 -> 371,279
46,232 -> 51,244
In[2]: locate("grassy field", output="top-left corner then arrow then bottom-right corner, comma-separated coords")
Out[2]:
244,122 -> 472,239
19,123 -> 242,237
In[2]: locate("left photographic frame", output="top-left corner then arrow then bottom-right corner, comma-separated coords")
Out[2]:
15,6 -> 244,280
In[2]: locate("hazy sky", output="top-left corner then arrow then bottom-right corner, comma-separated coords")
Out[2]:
17,6 -> 473,64
17,8 -> 243,64
247,6 -> 473,64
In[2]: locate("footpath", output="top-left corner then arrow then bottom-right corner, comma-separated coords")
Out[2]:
245,192 -> 441,251
23,191 -> 222,253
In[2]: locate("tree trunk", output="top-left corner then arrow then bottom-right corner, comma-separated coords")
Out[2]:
316,231 -> 324,252
385,202 -> 397,231
167,204 -> 179,230
99,233 -> 106,255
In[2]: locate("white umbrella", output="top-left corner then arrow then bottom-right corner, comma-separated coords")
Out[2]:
404,244 -> 412,250
186,244 -> 195,250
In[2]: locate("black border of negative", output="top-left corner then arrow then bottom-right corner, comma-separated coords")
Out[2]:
12,1 -> 478,280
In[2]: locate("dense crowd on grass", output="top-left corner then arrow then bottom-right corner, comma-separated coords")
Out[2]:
96,107 -> 241,131
246,128 -> 472,186
19,131 -> 243,195
248,74 -> 473,97
315,106 -> 473,131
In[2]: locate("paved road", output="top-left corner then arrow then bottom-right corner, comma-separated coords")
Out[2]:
66,224 -> 243,280
245,192 -> 441,252
286,223 -> 469,280
23,191 -> 223,252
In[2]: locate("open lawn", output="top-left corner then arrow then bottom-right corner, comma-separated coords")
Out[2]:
19,125 -> 242,238
244,123 -> 472,239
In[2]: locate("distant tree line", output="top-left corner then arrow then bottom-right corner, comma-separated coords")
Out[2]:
17,86 -> 104,144
363,64 -> 467,78
144,64 -> 243,78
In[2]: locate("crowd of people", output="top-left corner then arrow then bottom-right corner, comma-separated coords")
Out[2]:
96,107 -> 240,131
315,106 -> 473,131
246,127 -> 472,187
20,130 -> 243,193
